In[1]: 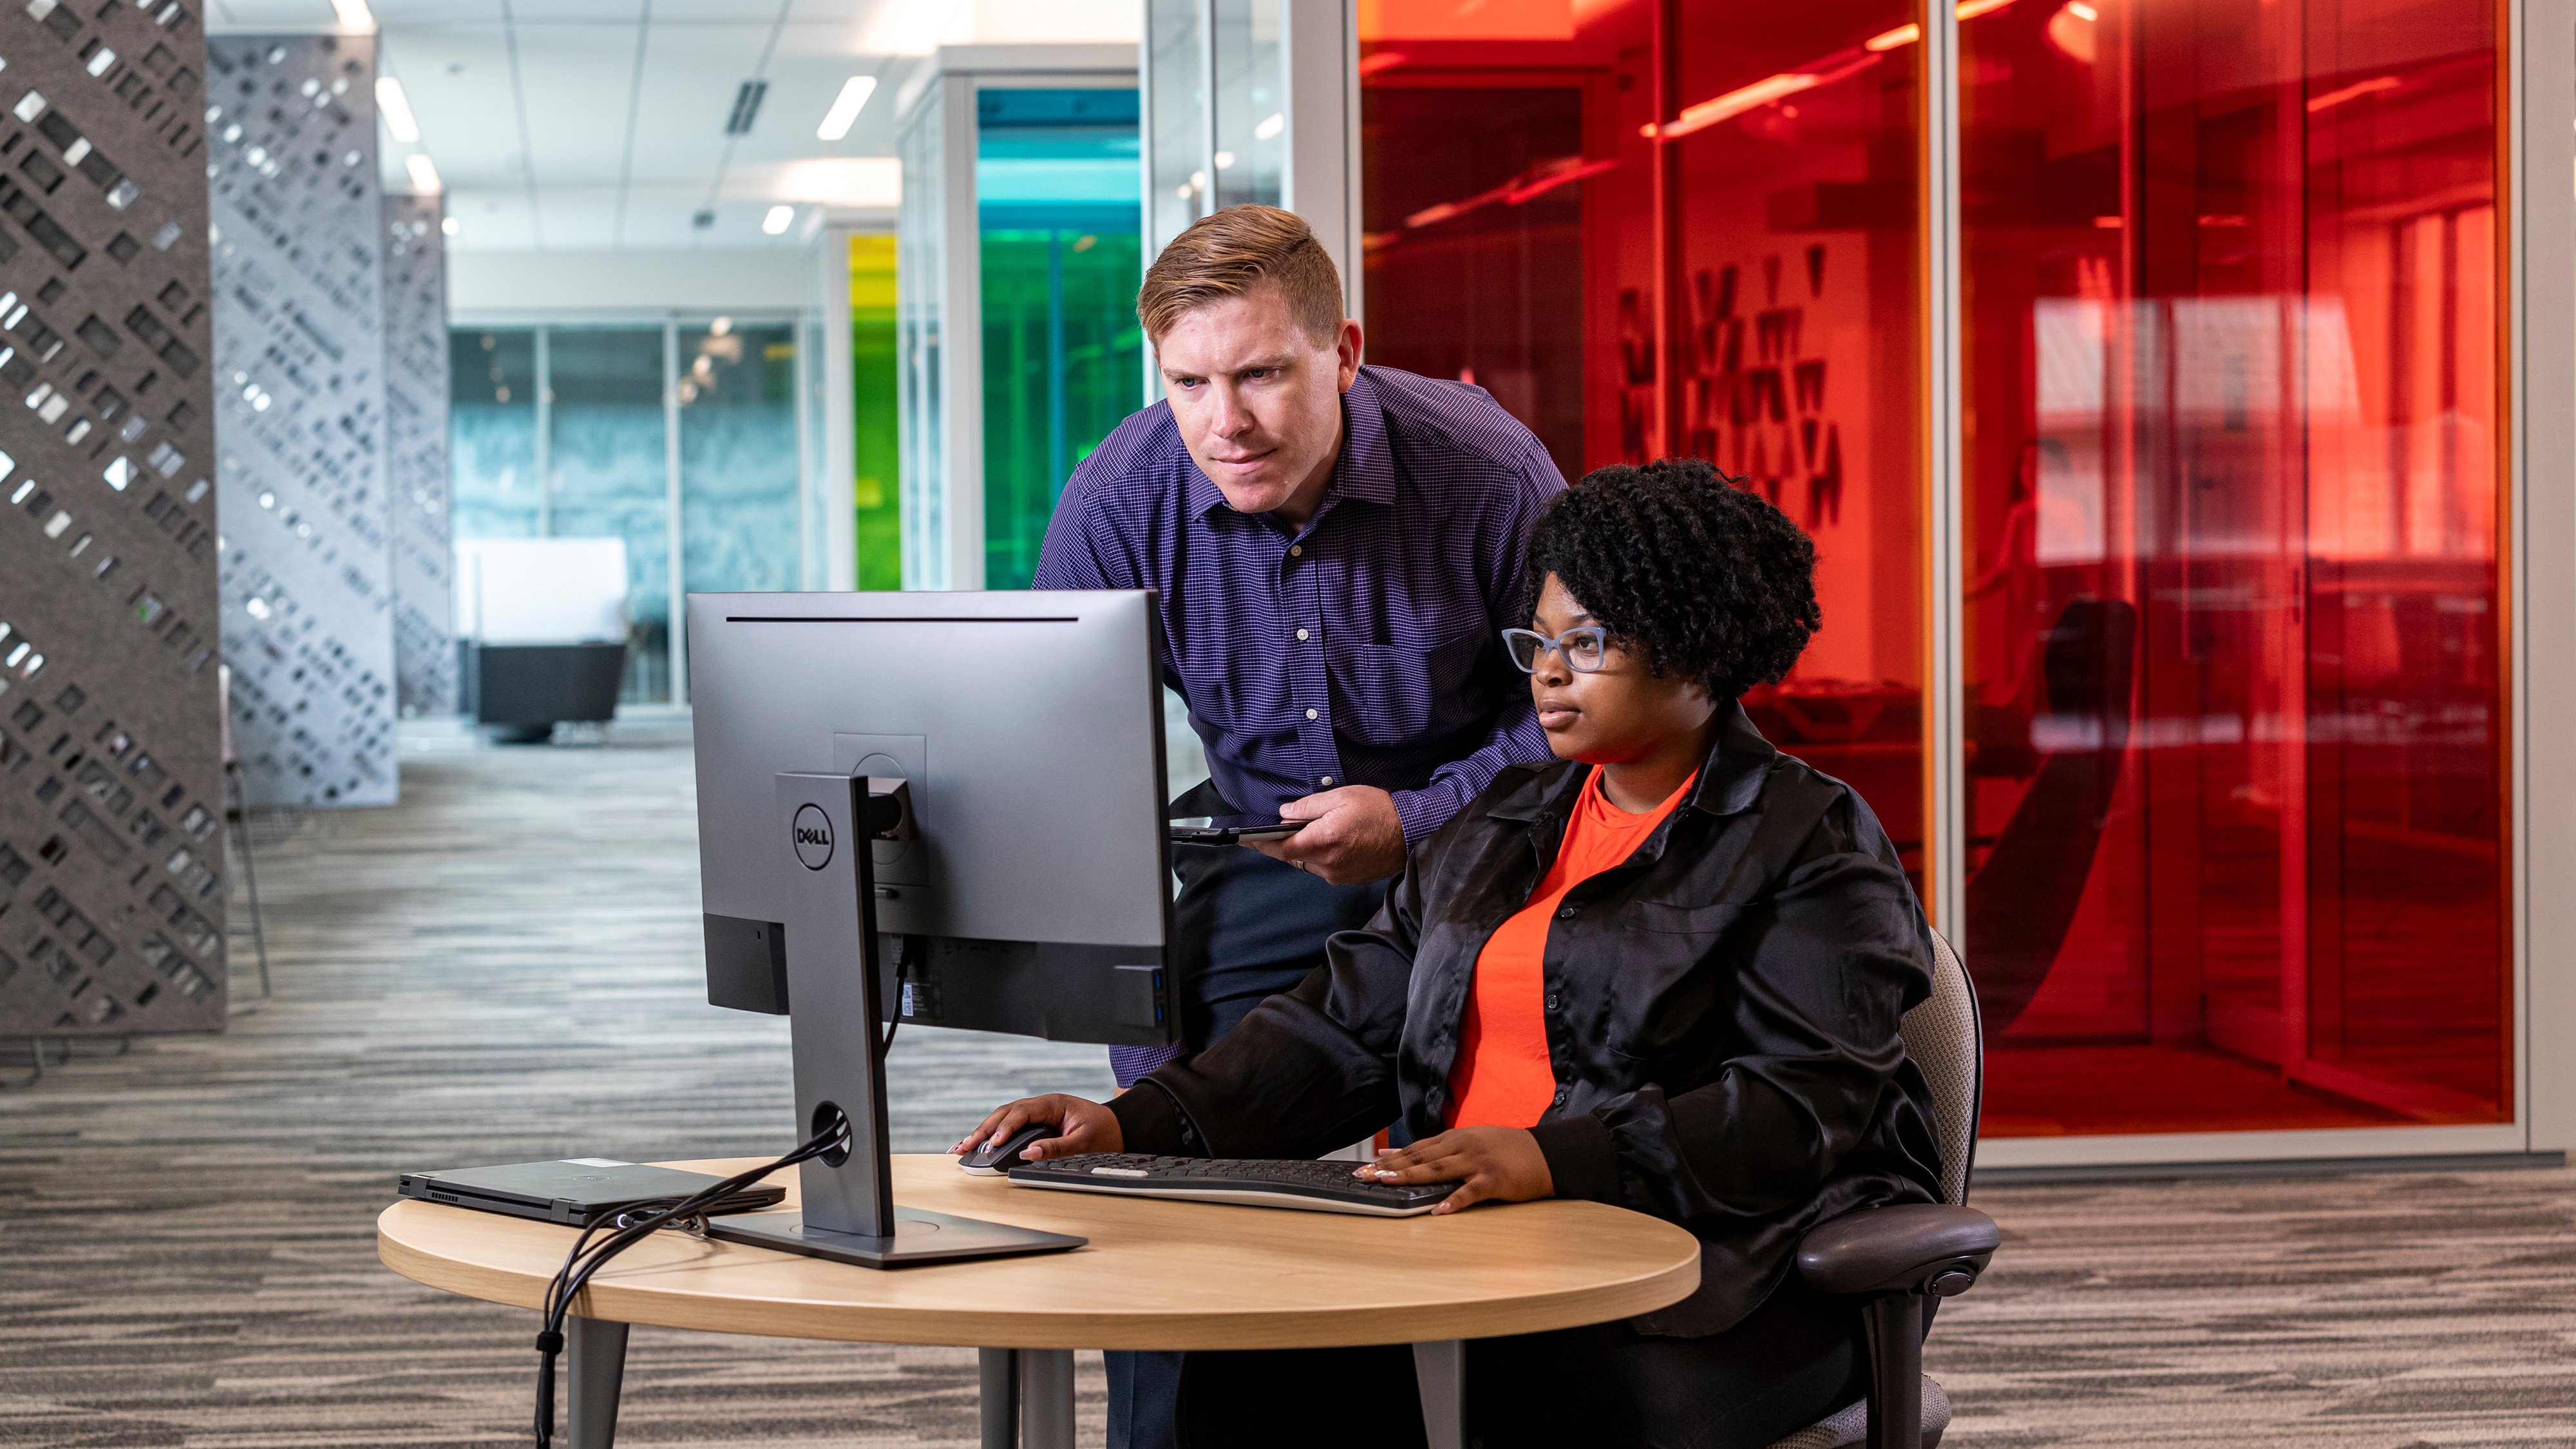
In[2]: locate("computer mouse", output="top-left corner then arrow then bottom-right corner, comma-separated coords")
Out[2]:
960,1122 -> 1059,1176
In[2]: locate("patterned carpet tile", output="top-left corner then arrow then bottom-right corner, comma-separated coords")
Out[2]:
3,738 -> 2572,1445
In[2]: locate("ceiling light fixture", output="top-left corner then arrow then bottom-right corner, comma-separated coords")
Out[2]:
725,80 -> 769,137
441,215 -> 459,236
330,0 -> 375,32
404,153 -> 441,193
376,76 -> 419,144
762,204 -> 795,235
817,75 -> 878,141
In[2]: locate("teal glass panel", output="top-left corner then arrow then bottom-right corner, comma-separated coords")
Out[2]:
678,319 -> 802,675
547,327 -> 672,703
450,328 -> 539,539
977,87 -> 1144,591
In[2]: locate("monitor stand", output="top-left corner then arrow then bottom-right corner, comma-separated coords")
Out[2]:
705,771 -> 1086,1269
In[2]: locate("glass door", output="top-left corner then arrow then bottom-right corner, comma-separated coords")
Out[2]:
1957,0 -> 2510,1133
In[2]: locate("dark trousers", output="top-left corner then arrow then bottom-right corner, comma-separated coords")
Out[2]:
1106,844 -> 1389,1449
1171,1278 -> 1873,1449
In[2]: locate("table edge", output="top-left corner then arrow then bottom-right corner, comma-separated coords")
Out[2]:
375,1200 -> 1705,1350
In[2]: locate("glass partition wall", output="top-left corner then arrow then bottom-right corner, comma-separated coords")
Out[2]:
1353,0 -> 2515,1151
895,53 -> 1144,591
448,319 -> 815,703
1359,0 -> 1930,890
1956,0 -> 2508,1134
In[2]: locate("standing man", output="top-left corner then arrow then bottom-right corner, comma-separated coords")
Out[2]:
1031,204 -> 1562,1449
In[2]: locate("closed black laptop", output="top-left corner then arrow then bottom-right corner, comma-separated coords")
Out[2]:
398,1158 -> 786,1226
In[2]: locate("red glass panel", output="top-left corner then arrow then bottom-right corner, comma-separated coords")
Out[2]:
1359,0 -> 1929,885
1960,0 -> 2509,1132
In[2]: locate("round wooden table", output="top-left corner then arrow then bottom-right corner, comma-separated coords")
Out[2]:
379,1153 -> 1702,1448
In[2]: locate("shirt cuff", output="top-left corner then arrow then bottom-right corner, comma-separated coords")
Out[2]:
1528,1112 -> 1621,1204
1389,782 -> 1464,848
1107,1079 -> 1194,1155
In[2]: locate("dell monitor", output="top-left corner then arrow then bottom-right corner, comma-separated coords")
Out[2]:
685,589 -> 1175,1266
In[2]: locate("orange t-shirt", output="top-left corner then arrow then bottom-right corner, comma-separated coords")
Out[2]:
1445,769 -> 1697,1130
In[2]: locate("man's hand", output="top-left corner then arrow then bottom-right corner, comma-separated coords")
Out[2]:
952,1094 -> 1122,1163
1356,1126 -> 1555,1215
1249,784 -> 1406,884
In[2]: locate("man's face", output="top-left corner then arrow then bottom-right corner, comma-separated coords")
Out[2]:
1155,285 -> 1362,524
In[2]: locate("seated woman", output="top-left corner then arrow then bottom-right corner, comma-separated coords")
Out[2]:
958,459 -> 1944,1449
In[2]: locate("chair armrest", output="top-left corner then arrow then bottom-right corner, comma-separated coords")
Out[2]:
1797,1204 -> 2000,1298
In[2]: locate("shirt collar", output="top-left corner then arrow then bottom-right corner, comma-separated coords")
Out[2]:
1489,700 -> 1777,824
1182,366 -> 1397,522
1332,368 -> 1397,507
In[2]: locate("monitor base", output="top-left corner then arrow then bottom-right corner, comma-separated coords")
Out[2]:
705,1207 -> 1086,1268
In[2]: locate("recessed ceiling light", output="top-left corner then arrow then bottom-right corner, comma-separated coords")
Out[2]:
818,75 -> 878,140
404,153 -> 441,193
375,77 -> 419,144
330,0 -> 375,32
440,215 -> 459,236
762,204 -> 795,235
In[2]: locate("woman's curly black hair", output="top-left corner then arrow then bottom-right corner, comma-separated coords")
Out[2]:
1519,458 -> 1821,702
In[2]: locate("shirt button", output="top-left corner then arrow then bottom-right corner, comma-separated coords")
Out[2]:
1545,994 -> 1559,1010
1295,627 -> 1310,641
1305,708 -> 1318,720
1289,544 -> 1303,557
1553,1086 -> 1569,1106
1557,905 -> 1577,920
1320,775 -> 1335,786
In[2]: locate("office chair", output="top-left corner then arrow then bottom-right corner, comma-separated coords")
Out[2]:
1964,597 -> 2135,1034
1768,929 -> 1998,1449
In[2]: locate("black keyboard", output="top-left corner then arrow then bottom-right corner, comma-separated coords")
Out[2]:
1006,1153 -> 1458,1217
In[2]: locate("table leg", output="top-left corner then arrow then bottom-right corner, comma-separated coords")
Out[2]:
565,1316 -> 628,1449
980,1349 -> 1020,1449
1412,1340 -> 1464,1449
1018,1348 -> 1075,1449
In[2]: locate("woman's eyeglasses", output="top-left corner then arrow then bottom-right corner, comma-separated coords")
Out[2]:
1501,625 -> 1610,674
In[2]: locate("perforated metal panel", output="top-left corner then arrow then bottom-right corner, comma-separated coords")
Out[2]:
383,191 -> 450,718
205,33 -> 393,807
0,0 -> 229,1038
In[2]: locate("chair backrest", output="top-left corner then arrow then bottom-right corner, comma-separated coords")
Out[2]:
1899,929 -> 1984,1207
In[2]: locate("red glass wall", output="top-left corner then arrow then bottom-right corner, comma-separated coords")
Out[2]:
1359,0 -> 1931,886
1959,0 -> 2510,1132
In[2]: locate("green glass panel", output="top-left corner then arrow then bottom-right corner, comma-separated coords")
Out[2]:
851,234 -> 902,591
976,88 -> 1144,591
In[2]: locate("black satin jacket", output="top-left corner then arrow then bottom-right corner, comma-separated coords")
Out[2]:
1108,703 -> 1944,1337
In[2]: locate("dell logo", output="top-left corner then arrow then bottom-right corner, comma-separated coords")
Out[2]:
791,803 -> 834,869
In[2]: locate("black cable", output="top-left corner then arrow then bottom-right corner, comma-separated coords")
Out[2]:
529,1112 -> 851,1446
528,939 -> 902,1442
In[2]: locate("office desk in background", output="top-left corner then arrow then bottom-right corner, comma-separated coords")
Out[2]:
377,1153 -> 1701,1449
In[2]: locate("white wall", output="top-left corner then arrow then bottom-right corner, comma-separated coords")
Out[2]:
448,246 -> 848,316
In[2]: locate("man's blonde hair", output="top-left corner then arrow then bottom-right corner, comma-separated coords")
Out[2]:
1136,204 -> 1345,348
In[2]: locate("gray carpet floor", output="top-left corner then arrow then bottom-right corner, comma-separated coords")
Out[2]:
4,732 -> 2574,1446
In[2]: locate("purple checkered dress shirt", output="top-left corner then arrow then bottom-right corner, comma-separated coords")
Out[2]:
1033,365 -> 1566,848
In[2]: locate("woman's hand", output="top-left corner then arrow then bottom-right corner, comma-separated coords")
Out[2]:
1356,1126 -> 1555,1215
953,1094 -> 1122,1163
